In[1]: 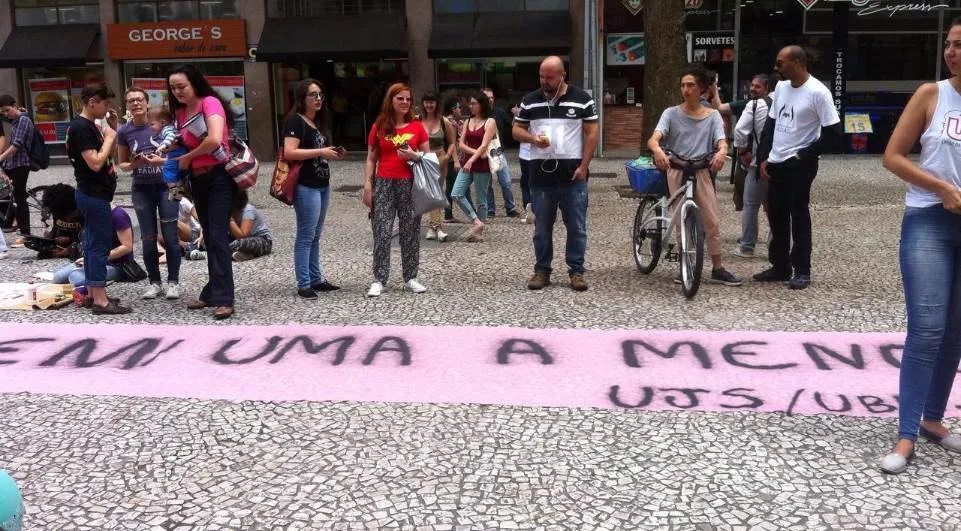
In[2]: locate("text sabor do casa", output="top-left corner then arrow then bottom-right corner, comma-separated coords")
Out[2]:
128,26 -> 223,42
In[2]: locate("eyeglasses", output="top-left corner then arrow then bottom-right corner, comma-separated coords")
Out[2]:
126,97 -> 146,104
307,92 -> 324,100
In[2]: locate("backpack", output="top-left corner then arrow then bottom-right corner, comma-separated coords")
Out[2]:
745,96 -> 773,154
27,124 -> 50,170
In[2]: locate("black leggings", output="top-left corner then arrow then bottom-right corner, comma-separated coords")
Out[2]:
3,166 -> 31,235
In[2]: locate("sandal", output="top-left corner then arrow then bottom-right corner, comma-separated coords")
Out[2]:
91,299 -> 132,315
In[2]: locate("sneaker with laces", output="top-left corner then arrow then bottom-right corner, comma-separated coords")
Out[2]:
753,267 -> 792,282
189,249 -> 207,260
569,272 -> 589,292
425,229 -> 437,240
142,283 -> 163,299
405,278 -> 427,293
789,274 -> 811,290
523,203 -> 534,224
165,283 -> 181,299
733,247 -> 755,258
366,282 -> 384,298
436,229 -> 448,242
709,268 -> 743,287
527,271 -> 551,290
298,288 -> 318,299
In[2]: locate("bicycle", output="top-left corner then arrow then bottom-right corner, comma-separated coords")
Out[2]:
0,180 -> 52,235
631,152 -> 709,299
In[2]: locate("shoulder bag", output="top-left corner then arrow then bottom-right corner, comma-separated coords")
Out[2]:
270,117 -> 303,206
485,118 -> 504,173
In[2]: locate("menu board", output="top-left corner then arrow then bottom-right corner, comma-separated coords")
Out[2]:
28,78 -> 71,143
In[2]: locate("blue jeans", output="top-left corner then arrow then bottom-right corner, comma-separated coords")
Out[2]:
132,182 -> 181,284
487,156 -> 517,215
452,170 -> 490,222
190,165 -> 236,306
532,182 -> 588,274
52,262 -> 119,287
75,189 -> 113,288
897,205 -> 961,441
294,184 -> 331,290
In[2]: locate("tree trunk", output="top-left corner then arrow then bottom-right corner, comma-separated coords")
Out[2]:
641,1 -> 687,153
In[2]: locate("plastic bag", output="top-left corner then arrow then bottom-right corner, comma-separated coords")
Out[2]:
409,152 -> 449,217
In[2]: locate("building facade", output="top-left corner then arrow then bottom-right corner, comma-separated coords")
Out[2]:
1,0 -> 950,158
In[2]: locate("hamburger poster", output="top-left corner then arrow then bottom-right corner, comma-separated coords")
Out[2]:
29,78 -> 70,143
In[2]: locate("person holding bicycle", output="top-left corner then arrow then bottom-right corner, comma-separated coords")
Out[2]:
646,63 -> 743,287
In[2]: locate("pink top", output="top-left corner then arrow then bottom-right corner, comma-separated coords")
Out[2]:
176,96 -> 230,170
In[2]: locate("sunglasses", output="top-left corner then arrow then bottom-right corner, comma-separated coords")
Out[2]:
307,91 -> 324,99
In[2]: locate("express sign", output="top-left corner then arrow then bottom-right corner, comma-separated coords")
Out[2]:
107,20 -> 247,60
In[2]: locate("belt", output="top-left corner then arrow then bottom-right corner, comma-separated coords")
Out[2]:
190,164 -> 217,177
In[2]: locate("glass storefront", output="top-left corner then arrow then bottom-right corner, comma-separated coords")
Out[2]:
20,65 -> 105,143
272,60 -> 408,149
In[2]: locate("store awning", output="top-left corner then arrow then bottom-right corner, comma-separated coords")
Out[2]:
429,11 -> 571,58
0,24 -> 101,68
256,16 -> 407,62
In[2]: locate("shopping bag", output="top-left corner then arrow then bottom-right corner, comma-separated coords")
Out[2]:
409,152 -> 448,217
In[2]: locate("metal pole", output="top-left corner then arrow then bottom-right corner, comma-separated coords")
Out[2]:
937,7 -> 945,80
733,0 -> 741,100
594,0 -> 604,157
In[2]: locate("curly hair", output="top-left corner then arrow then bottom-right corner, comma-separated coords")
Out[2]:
40,183 -> 78,218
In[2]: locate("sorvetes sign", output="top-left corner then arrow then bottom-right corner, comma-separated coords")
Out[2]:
106,20 -> 247,60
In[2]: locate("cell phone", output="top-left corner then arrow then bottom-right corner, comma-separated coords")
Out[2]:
336,146 -> 346,154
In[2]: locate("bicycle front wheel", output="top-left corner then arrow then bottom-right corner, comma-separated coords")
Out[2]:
679,203 -> 705,299
632,198 -> 662,274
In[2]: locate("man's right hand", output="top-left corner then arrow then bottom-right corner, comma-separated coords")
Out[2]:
533,135 -> 550,149
760,160 -> 770,181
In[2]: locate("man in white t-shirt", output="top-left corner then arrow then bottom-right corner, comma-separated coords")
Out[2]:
754,45 -> 841,290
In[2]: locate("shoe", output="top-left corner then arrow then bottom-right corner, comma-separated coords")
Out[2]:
523,203 -> 533,224
232,251 -> 253,262
527,272 -> 551,290
189,249 -> 207,260
311,281 -> 341,292
298,288 -> 318,299
733,247 -> 755,258
83,296 -> 119,309
426,229 -> 438,240
404,278 -> 427,293
91,299 -> 132,315
142,283 -> 163,299
366,282 -> 384,298
186,300 -> 208,310
0,251 -> 8,260
466,224 -> 484,243
165,283 -> 180,300
569,272 -> 589,292
789,274 -> 811,290
919,426 -> 961,453
506,210 -> 521,218
436,229 -> 448,242
879,450 -> 915,474
487,212 -> 496,218
214,306 -> 234,320
709,268 -> 743,287
753,267 -> 792,282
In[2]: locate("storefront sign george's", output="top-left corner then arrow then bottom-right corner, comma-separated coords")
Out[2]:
106,20 -> 247,60
798,0 -> 949,16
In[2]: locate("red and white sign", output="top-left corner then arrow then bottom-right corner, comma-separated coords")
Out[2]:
28,78 -> 70,143
685,0 -> 704,8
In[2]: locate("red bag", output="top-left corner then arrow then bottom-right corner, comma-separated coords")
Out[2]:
270,151 -> 301,205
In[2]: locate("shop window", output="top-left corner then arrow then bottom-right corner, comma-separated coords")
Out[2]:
116,0 -> 239,22
14,0 -> 99,25
848,34 -> 937,81
434,0 -> 568,13
20,66 -> 105,143
267,0 -> 405,17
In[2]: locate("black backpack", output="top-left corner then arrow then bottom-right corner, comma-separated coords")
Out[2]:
27,121 -> 50,170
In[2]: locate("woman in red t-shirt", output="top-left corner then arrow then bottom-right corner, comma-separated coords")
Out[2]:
363,83 -> 430,298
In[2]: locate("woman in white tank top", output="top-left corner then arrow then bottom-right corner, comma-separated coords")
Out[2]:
880,16 -> 961,474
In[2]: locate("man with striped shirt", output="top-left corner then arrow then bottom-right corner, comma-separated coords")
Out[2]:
513,56 -> 600,292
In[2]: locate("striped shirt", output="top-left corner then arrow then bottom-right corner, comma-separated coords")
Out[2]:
515,84 -> 597,186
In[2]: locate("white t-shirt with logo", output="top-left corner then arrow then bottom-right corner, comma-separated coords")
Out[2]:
767,77 -> 840,163
912,80 -> 961,208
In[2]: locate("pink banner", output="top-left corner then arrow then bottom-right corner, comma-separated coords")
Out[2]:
0,324 -> 921,417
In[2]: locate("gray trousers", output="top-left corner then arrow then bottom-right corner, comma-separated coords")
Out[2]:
739,165 -> 769,251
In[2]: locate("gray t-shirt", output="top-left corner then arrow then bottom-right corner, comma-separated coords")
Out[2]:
654,106 -> 726,160
241,204 -> 271,239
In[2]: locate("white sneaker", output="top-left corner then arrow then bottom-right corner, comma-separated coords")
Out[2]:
436,230 -> 448,242
142,283 -> 163,299
523,203 -> 534,224
366,282 -> 384,298
404,278 -> 427,293
189,249 -> 207,260
165,283 -> 181,300
425,229 -> 437,240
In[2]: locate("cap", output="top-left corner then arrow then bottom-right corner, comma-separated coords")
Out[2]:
0,470 -> 23,531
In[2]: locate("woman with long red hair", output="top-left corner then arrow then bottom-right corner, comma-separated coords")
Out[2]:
363,83 -> 431,298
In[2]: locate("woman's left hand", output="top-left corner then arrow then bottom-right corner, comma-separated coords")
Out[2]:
710,151 -> 727,174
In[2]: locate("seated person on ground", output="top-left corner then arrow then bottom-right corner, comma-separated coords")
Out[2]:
228,190 -> 272,262
24,183 -> 84,260
52,205 -> 134,287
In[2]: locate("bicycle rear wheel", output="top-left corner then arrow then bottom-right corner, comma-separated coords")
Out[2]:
25,185 -> 51,233
679,203 -> 704,299
632,198 -> 662,274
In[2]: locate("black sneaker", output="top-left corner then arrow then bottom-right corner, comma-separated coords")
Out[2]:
789,274 -> 811,290
298,288 -> 318,299
506,210 -> 521,218
709,268 -> 743,287
311,281 -> 341,292
753,267 -> 792,282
